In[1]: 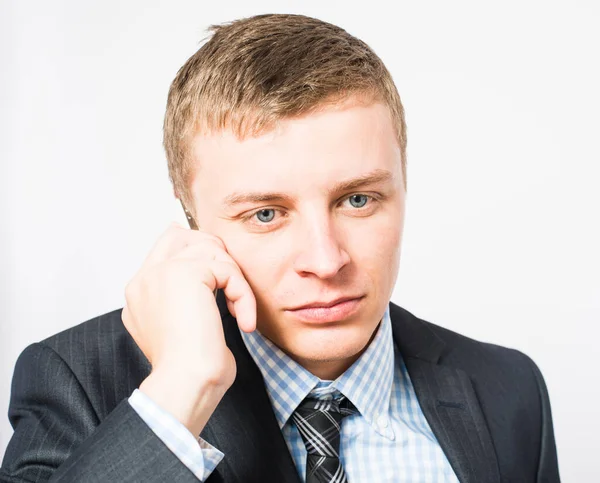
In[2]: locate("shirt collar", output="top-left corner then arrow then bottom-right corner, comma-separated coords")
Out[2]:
239,307 -> 394,435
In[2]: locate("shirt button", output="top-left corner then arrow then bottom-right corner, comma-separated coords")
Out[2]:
377,414 -> 389,429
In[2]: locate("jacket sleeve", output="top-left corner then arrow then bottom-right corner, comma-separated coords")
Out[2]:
0,343 -> 204,482
524,354 -> 561,483
128,388 -> 224,479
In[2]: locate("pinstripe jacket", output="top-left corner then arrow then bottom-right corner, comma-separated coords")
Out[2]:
0,291 -> 560,482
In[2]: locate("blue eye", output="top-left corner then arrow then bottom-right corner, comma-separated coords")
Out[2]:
256,209 -> 276,223
348,194 -> 369,208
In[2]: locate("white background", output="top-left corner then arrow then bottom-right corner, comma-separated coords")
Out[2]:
1,0 -> 598,480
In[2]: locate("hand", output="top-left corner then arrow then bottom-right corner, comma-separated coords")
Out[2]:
121,221 -> 256,436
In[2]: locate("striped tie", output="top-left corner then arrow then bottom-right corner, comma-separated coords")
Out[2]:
292,396 -> 357,483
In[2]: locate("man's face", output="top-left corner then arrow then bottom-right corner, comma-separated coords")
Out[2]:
190,98 -> 405,378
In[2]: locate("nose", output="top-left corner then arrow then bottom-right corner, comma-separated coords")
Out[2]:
293,217 -> 351,279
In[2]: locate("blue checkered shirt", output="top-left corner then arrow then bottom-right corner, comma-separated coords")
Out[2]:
130,307 -> 460,481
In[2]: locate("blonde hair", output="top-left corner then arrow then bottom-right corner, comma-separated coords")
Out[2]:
163,13 -> 407,220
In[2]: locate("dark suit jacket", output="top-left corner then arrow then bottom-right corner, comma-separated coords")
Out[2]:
1,291 -> 560,482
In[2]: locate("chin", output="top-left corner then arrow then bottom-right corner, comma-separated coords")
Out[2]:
256,297 -> 386,371
279,321 -> 376,368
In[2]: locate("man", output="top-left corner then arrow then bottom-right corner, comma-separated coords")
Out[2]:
1,13 -> 559,483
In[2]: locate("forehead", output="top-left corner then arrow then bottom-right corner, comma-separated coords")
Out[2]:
190,101 -> 401,202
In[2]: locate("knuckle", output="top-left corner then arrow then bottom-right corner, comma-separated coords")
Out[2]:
219,258 -> 242,275
163,222 -> 186,242
210,234 -> 226,249
160,223 -> 179,241
197,232 -> 225,250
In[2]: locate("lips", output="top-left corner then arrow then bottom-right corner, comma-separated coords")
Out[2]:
285,296 -> 364,323
289,296 -> 362,311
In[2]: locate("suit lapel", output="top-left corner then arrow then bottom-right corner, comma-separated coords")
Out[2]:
389,303 -> 501,483
202,291 -> 301,483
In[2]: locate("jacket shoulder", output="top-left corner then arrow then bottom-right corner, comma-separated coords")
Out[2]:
389,303 -> 560,480
37,308 -> 150,417
390,302 -> 534,363
388,301 -> 543,395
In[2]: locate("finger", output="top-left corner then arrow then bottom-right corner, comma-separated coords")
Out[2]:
143,222 -> 185,264
226,298 -> 237,318
156,240 -> 255,331
171,247 -> 250,325
144,223 -> 226,267
168,240 -> 228,265
208,259 -> 256,333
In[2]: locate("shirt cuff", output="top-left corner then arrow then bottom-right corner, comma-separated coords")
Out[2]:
128,388 -> 224,481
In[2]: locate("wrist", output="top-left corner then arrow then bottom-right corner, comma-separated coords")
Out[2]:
139,365 -> 229,437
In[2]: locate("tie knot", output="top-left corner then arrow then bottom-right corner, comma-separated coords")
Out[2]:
292,395 -> 357,458
295,395 -> 357,419
292,395 -> 356,482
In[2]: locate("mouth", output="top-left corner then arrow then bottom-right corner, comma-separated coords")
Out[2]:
285,296 -> 365,323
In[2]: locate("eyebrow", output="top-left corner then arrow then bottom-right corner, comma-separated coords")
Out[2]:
222,169 -> 394,207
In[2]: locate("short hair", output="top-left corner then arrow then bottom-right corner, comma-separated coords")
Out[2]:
163,13 -> 407,220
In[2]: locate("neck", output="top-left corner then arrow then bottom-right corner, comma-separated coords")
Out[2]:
299,355 -> 361,381
289,321 -> 381,380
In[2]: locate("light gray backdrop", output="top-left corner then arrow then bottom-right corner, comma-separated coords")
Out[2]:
1,1 -> 599,481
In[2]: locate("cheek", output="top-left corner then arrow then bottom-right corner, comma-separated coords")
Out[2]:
221,235 -> 287,294
360,231 -> 401,272
352,217 -> 403,290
